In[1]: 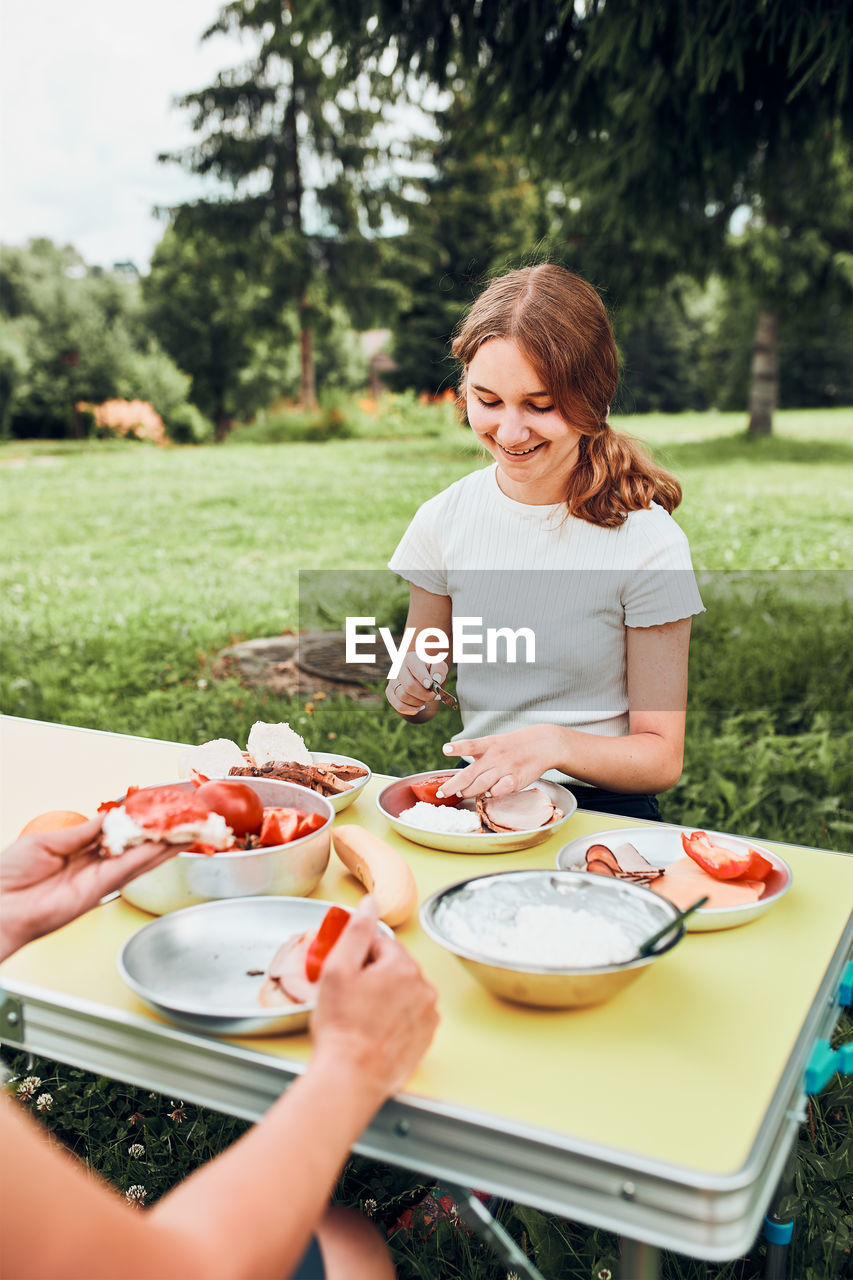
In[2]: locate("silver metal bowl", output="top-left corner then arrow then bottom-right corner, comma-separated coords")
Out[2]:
378,772 -> 577,854
119,778 -> 333,916
310,752 -> 371,813
118,896 -> 391,1036
420,869 -> 685,1008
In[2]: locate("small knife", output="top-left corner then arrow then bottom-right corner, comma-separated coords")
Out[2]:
431,675 -> 458,709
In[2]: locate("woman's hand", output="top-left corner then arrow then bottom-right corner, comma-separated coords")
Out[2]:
385,651 -> 449,720
0,818 -> 182,962
439,725 -> 557,799
311,898 -> 439,1103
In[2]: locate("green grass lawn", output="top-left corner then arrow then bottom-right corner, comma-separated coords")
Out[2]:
2,402 -> 852,1279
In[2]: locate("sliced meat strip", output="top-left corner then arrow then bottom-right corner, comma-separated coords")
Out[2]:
258,931 -> 316,1006
477,786 -> 558,832
611,842 -> 661,874
586,858 -> 618,877
584,843 -> 622,873
584,839 -> 666,884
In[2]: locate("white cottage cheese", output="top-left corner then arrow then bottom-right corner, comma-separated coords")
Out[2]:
399,802 -> 482,833
444,903 -> 635,968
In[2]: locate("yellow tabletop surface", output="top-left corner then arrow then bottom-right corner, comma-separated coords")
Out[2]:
2,715 -> 851,1180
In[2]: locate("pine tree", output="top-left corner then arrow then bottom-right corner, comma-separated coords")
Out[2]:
328,0 -> 853,433
161,0 -> 408,410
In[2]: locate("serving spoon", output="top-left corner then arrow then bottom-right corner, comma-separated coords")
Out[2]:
638,896 -> 709,957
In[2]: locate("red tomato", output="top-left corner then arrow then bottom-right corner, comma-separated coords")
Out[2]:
744,848 -> 773,881
195,781 -> 264,837
125,786 -> 211,831
259,807 -> 303,846
295,812 -> 326,838
98,785 -> 140,814
681,830 -> 754,880
409,774 -> 460,807
305,906 -> 350,981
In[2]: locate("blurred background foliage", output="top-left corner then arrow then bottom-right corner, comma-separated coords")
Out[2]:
2,0 -> 851,441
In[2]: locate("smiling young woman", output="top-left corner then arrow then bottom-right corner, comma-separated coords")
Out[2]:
385,263 -> 705,821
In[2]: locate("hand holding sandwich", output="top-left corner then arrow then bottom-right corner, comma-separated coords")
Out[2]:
0,818 -> 183,962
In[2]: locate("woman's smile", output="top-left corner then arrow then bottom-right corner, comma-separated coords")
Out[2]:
465,339 -> 581,503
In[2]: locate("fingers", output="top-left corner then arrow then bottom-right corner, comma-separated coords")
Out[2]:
33,816 -> 104,858
385,678 -> 427,717
91,840 -> 180,894
386,653 -> 452,717
321,897 -> 380,976
441,738 -> 484,759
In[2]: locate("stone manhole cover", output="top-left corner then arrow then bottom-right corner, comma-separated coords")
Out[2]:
297,631 -> 399,685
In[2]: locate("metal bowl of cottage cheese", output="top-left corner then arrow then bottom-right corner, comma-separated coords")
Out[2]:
420,869 -> 685,1008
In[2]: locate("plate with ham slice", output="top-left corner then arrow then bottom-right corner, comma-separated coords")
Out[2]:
118,896 -> 392,1036
378,772 -> 577,853
555,826 -> 792,931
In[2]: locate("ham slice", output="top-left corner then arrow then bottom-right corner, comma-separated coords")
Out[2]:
258,931 -> 315,1007
476,786 -> 561,833
584,840 -> 663,886
649,857 -> 764,910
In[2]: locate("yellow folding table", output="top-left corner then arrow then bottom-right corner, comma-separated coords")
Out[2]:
1,715 -> 851,1279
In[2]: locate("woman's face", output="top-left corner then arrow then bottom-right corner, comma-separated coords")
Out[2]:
465,338 -> 582,504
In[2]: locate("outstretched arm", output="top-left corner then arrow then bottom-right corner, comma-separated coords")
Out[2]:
1,898 -> 439,1280
442,618 -> 692,797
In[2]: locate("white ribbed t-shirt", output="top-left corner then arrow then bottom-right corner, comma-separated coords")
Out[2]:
388,463 -> 705,747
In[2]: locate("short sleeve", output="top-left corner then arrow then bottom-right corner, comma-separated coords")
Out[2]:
388,495 -> 449,597
622,506 -> 705,627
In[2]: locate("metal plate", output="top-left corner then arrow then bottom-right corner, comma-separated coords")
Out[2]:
556,826 -> 792,931
310,752 -> 371,812
378,772 -> 577,854
118,896 -> 347,1036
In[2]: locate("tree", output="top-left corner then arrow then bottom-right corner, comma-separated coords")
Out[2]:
382,95 -> 555,394
143,217 -> 276,439
328,0 -> 853,432
0,239 -> 197,439
160,0 -> 409,411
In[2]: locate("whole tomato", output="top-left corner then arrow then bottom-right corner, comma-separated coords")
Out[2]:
194,780 -> 264,837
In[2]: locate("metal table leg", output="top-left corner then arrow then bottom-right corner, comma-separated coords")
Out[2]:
619,1236 -> 662,1279
444,1183 -> 546,1280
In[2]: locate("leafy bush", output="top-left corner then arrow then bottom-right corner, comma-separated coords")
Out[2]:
165,401 -> 214,444
230,403 -> 355,443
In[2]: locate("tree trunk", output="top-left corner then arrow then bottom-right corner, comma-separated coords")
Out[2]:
299,304 -> 317,409
214,407 -> 231,443
746,308 -> 779,437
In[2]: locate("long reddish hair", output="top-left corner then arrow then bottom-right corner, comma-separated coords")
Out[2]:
451,264 -> 681,527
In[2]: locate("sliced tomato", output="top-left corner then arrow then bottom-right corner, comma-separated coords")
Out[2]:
98,785 -> 140,814
410,774 -> 460,806
184,841 -> 219,856
125,786 -> 210,831
742,848 -> 773,881
304,906 -> 350,982
681,830 -> 754,881
195,780 -> 264,837
295,811 -> 327,838
258,807 -> 303,847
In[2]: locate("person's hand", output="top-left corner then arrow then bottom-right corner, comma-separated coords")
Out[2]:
385,652 -> 449,720
0,818 -> 183,962
311,898 -> 439,1102
438,724 -> 558,798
